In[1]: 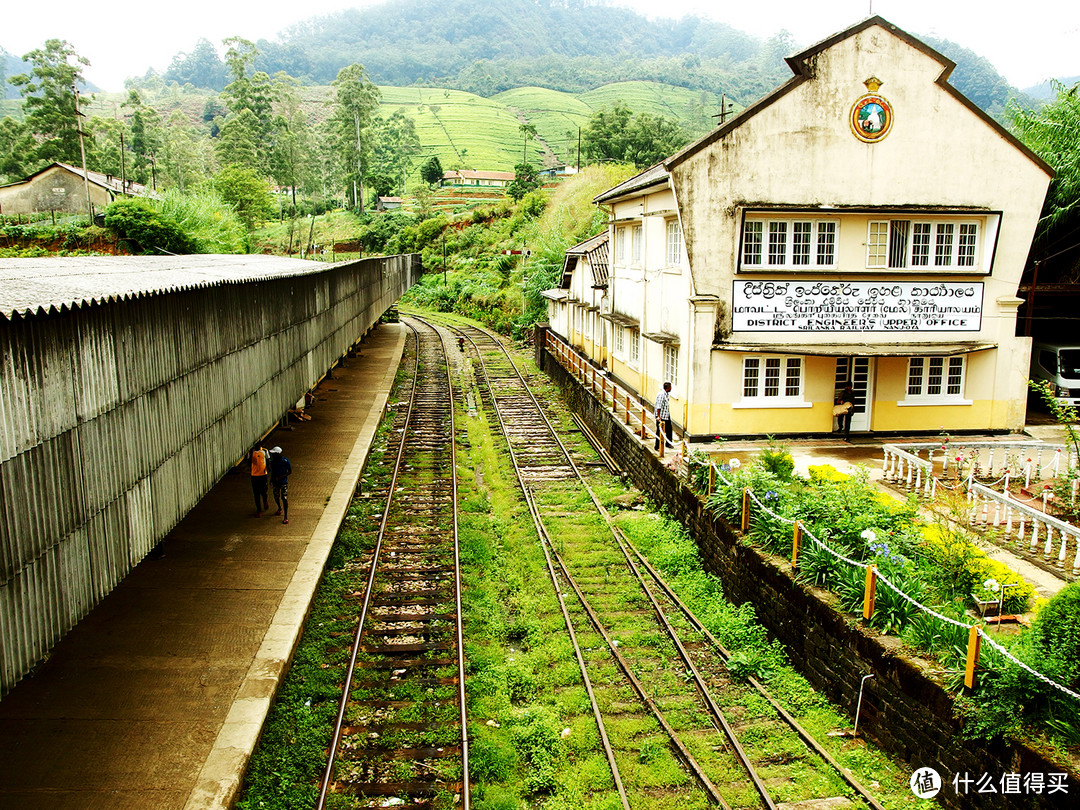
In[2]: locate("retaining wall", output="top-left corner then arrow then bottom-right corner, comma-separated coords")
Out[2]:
536,325 -> 1074,809
0,254 -> 421,697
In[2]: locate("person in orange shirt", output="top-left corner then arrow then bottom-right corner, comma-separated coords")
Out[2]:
248,444 -> 270,516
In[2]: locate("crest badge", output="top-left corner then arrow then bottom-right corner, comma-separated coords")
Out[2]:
850,77 -> 893,143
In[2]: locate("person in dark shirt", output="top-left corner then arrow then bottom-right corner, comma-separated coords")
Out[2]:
268,446 -> 292,524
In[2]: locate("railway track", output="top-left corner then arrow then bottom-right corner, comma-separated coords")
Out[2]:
440,316 -> 885,810
315,319 -> 469,810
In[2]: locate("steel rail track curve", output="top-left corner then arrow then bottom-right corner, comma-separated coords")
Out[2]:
315,318 -> 469,810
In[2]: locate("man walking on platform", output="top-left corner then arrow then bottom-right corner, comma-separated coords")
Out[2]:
269,446 -> 292,524
248,444 -> 270,516
654,381 -> 672,459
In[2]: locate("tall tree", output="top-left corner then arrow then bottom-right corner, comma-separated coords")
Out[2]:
123,89 -> 160,184
160,109 -> 204,191
370,111 -> 420,192
10,39 -> 91,168
519,122 -> 537,164
1010,81 -> 1080,278
164,38 -> 227,90
0,117 -> 33,180
420,155 -> 444,186
220,38 -> 275,173
581,102 -> 689,168
327,63 -> 380,209
269,73 -> 314,205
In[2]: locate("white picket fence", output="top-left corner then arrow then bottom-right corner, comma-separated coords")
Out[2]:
882,441 -> 1080,575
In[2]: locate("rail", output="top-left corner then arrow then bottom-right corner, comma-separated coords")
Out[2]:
315,318 -> 469,809
497,320 -> 888,808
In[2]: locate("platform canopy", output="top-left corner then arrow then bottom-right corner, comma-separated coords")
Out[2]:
0,255 -> 327,321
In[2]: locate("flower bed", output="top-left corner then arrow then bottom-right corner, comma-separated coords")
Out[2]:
689,448 -> 1078,750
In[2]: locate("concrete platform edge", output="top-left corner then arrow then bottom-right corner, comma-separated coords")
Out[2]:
183,324 -> 407,810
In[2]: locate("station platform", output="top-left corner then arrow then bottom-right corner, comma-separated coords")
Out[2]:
0,323 -> 407,810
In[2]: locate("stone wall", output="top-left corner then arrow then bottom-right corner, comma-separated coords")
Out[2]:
536,326 -> 1073,809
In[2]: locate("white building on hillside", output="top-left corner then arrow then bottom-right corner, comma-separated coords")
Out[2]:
546,16 -> 1052,439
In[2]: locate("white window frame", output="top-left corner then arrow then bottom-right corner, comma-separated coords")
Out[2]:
901,355 -> 971,405
741,218 -> 838,270
735,355 -> 811,408
629,328 -> 639,364
615,324 -> 624,355
867,219 -> 981,269
631,225 -> 642,264
663,344 -> 678,388
666,219 -> 683,267
615,226 -> 627,263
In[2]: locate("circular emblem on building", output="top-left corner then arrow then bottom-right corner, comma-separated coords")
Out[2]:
850,77 -> 893,143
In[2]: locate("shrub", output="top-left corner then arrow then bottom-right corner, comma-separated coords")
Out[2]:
1031,582 -> 1080,687
103,198 -> 196,254
758,441 -> 795,481
158,188 -> 246,253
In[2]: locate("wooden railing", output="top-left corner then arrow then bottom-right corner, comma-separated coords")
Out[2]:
545,330 -> 673,451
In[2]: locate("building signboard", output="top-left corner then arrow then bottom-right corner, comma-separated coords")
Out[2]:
732,280 -> 983,332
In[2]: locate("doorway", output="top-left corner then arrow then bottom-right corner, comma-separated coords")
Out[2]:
835,357 -> 874,432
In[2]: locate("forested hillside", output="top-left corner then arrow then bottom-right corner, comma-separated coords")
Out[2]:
156,0 -> 1028,115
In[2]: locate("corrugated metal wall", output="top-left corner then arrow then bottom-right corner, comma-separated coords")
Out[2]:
0,254 -> 421,696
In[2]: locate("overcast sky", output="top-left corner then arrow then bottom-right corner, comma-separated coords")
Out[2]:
3,0 -> 1077,93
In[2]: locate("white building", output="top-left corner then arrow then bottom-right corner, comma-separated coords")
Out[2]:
546,16 -> 1052,438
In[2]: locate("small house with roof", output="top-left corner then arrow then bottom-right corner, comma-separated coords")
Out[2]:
0,162 -> 154,216
440,169 -> 516,189
544,16 -> 1052,438
542,232 -> 610,359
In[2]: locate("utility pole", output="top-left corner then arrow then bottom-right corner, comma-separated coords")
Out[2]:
712,94 -> 734,127
73,83 -> 92,224
120,131 -> 127,194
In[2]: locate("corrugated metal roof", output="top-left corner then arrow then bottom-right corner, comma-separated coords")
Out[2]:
594,162 -> 669,204
0,254 -> 330,321
562,231 -> 610,287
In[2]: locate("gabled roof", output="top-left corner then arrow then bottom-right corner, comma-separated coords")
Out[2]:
560,231 -> 610,288
663,16 -> 1052,177
0,162 -> 154,196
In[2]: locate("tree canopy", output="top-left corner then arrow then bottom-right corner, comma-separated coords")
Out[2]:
9,39 -> 91,168
581,102 -> 689,168
1010,81 -> 1080,279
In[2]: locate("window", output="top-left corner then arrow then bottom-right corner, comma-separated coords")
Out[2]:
743,218 -> 838,269
615,325 -> 624,354
743,221 -> 763,265
615,227 -> 627,262
868,220 -> 980,269
663,345 -> 678,388
905,356 -> 966,402
741,356 -> 804,404
666,220 -> 682,265
629,329 -> 639,363
632,225 -> 642,263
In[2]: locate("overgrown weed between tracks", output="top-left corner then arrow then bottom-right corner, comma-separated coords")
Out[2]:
238,327 -> 926,809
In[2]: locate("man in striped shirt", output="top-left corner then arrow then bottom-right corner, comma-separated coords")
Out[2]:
654,381 -> 672,459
